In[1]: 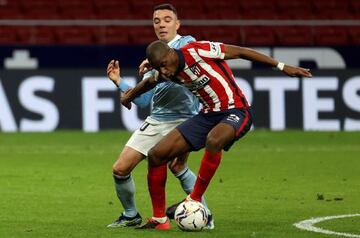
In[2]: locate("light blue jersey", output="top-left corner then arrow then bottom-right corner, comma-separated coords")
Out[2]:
119,35 -> 199,121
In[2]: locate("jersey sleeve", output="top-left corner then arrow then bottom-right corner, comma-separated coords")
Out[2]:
118,78 -> 153,107
118,80 -> 131,92
194,41 -> 225,60
132,89 -> 154,108
119,70 -> 154,108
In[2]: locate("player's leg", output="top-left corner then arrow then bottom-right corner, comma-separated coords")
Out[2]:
168,154 -> 210,213
137,129 -> 191,229
189,122 -> 233,201
164,123 -> 200,198
109,119 -> 166,228
167,153 -> 214,229
158,121 -> 198,196
136,162 -> 170,230
190,108 -> 253,202
168,154 -> 192,194
148,128 -> 191,166
108,146 -> 145,228
112,147 -> 145,214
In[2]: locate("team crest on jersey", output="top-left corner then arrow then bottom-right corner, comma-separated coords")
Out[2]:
227,114 -> 240,123
190,65 -> 201,76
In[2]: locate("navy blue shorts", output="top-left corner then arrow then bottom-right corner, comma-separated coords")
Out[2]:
176,107 -> 253,151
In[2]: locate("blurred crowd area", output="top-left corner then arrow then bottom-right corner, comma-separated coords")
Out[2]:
0,0 -> 359,46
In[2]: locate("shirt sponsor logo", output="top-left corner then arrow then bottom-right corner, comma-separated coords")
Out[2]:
186,75 -> 210,91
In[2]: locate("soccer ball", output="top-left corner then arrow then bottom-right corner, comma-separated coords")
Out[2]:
174,200 -> 208,231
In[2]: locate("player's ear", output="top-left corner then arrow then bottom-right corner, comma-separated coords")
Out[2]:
176,20 -> 180,31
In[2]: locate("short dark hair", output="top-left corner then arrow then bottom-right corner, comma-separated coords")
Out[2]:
146,40 -> 170,68
153,3 -> 178,17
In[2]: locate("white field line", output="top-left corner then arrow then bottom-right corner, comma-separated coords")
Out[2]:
294,214 -> 360,238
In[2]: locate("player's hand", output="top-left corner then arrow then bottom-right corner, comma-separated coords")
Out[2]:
107,60 -> 121,86
283,65 -> 312,78
120,89 -> 132,110
138,59 -> 152,77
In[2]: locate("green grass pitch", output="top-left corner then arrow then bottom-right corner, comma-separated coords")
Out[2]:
0,131 -> 359,238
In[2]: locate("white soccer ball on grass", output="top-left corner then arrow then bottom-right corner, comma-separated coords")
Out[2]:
174,200 -> 208,231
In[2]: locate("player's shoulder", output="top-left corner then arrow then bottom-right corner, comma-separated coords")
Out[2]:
180,35 -> 196,43
183,40 -> 211,50
175,35 -> 196,47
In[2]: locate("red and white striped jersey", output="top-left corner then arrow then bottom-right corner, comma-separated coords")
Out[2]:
173,41 -> 249,113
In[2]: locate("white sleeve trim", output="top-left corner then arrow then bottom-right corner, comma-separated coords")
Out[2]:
197,42 -> 224,59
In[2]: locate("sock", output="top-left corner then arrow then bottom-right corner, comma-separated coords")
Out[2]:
176,167 -> 210,214
148,164 -> 167,218
175,167 -> 195,194
152,216 -> 168,223
113,173 -> 137,218
190,149 -> 222,202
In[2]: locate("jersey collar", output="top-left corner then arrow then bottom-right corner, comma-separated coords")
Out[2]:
174,49 -> 185,76
167,34 -> 181,46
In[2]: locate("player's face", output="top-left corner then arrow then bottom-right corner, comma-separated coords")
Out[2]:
153,9 -> 180,43
154,49 -> 178,78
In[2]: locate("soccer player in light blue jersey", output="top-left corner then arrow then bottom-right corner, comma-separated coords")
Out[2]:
106,3 -> 213,230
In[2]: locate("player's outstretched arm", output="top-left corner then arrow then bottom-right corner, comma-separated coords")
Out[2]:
120,73 -> 159,109
281,64 -> 312,78
224,45 -> 312,78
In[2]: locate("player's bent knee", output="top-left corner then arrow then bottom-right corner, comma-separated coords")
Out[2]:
112,163 -> 131,177
148,156 -> 162,167
205,136 -> 224,152
168,155 -> 188,173
148,148 -> 164,167
168,161 -> 186,174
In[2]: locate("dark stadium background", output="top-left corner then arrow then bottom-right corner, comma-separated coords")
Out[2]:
1,2 -> 360,238
1,0 -> 359,132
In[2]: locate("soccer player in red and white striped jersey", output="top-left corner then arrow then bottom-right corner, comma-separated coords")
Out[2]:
121,40 -> 312,229
175,41 -> 250,113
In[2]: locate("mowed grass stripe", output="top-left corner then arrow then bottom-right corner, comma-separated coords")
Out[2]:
0,131 -> 359,238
